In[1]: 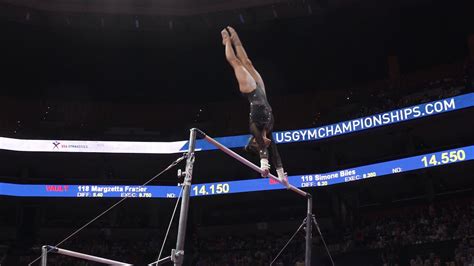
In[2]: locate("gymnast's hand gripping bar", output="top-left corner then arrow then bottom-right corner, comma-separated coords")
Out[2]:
194,129 -> 309,198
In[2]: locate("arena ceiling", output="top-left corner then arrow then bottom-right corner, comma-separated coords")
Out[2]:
2,0 -> 311,16
0,0 -> 426,16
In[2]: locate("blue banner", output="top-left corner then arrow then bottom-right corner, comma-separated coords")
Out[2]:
180,93 -> 474,151
0,93 -> 472,154
1,145 -> 472,198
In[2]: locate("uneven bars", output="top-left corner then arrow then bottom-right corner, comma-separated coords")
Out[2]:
196,129 -> 308,198
42,245 -> 132,265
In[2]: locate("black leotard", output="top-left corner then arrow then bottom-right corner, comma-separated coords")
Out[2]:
243,84 -> 273,129
242,84 -> 282,169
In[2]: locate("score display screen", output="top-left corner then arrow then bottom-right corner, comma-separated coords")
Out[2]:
1,145 -> 472,198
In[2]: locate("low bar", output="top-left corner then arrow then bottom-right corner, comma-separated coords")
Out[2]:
199,131 -> 308,198
45,245 -> 132,265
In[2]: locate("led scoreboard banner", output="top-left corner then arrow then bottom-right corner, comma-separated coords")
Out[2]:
1,145 -> 472,198
0,93 -> 473,154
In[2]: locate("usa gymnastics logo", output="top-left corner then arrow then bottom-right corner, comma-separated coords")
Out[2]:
52,141 -> 89,150
53,141 -> 61,150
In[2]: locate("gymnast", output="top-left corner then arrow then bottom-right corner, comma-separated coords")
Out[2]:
221,26 -> 287,182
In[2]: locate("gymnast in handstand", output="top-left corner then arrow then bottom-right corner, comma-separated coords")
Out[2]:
221,26 -> 287,181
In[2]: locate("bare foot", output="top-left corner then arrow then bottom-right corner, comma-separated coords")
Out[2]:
226,26 -> 242,45
221,29 -> 230,46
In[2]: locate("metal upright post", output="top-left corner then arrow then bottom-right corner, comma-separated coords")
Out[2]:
305,195 -> 313,266
41,245 -> 48,266
172,128 -> 197,266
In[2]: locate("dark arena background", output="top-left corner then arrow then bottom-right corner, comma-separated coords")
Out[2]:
0,0 -> 473,264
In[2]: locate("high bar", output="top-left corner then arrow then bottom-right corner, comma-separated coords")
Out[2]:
195,129 -> 309,198
44,245 -> 132,265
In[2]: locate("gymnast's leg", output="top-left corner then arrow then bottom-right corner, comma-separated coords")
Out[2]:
227,26 -> 266,90
221,29 -> 256,94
